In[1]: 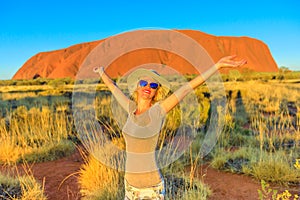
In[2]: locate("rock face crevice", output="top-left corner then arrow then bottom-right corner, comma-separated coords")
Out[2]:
13,30 -> 278,80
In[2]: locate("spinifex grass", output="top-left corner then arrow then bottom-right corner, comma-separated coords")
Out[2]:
0,166 -> 46,200
1,74 -> 299,198
212,80 -> 300,185
78,148 -> 125,200
0,106 -> 75,164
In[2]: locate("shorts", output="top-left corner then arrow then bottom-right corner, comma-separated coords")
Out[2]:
124,179 -> 166,200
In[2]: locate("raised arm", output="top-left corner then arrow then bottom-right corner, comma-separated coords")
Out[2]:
94,67 -> 130,112
160,55 -> 247,113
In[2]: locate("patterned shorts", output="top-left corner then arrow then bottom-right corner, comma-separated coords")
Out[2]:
124,179 -> 165,200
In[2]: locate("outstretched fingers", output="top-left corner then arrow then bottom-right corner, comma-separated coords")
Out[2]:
93,66 -> 104,76
230,59 -> 247,67
93,67 -> 101,73
217,56 -> 247,68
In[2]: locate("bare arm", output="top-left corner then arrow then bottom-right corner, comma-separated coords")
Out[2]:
160,55 -> 247,113
94,67 -> 130,112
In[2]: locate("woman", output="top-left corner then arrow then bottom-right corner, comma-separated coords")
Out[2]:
95,55 -> 246,200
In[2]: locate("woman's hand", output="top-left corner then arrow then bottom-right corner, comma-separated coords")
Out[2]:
215,55 -> 247,70
93,66 -> 105,77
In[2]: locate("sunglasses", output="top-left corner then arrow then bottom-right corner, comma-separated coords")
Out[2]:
139,80 -> 159,89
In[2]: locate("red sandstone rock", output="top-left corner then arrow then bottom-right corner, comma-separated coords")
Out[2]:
13,30 -> 278,79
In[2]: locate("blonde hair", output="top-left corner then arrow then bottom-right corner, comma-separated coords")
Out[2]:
130,85 -> 169,104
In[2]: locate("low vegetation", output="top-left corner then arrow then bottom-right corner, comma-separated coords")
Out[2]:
0,169 -> 46,200
0,71 -> 299,199
0,106 -> 75,164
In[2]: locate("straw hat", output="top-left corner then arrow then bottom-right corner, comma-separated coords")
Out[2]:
127,68 -> 170,94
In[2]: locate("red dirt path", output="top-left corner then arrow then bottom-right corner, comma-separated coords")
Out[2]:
198,166 -> 260,200
1,149 -> 262,200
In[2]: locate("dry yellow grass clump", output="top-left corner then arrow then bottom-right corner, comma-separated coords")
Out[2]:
0,106 -> 74,164
78,138 -> 125,200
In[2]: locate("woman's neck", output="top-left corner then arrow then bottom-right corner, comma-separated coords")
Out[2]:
135,99 -> 152,115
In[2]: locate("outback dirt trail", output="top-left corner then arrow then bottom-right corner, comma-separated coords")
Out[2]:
199,166 -> 260,200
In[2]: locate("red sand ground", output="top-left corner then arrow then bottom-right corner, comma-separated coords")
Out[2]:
1,148 -> 265,200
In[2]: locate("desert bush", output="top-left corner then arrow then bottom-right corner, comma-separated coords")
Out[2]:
78,141 -> 125,200
0,171 -> 46,200
211,147 -> 255,173
0,172 -> 21,199
211,147 -> 300,185
17,174 -> 46,200
163,175 -> 211,200
251,152 -> 300,185
0,106 -> 75,164
258,180 -> 300,200
179,179 -> 211,200
78,155 -> 124,199
1,73 -> 300,198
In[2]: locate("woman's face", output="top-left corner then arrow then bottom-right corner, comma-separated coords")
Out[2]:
136,76 -> 159,101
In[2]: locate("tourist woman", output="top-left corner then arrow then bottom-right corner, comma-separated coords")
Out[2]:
94,55 -> 246,200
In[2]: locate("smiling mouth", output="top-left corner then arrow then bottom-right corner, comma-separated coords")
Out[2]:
142,89 -> 151,94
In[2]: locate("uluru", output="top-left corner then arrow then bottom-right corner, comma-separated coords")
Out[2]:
12,30 -> 278,80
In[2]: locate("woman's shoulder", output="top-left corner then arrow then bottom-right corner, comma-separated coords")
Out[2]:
128,100 -> 137,112
151,102 -> 166,116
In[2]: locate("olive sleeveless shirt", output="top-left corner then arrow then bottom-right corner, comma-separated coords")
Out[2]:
122,101 -> 166,187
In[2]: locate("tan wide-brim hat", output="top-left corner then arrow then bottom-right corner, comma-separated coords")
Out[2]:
127,68 -> 170,94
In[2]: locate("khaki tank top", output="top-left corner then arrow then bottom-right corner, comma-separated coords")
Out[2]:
122,101 -> 166,187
